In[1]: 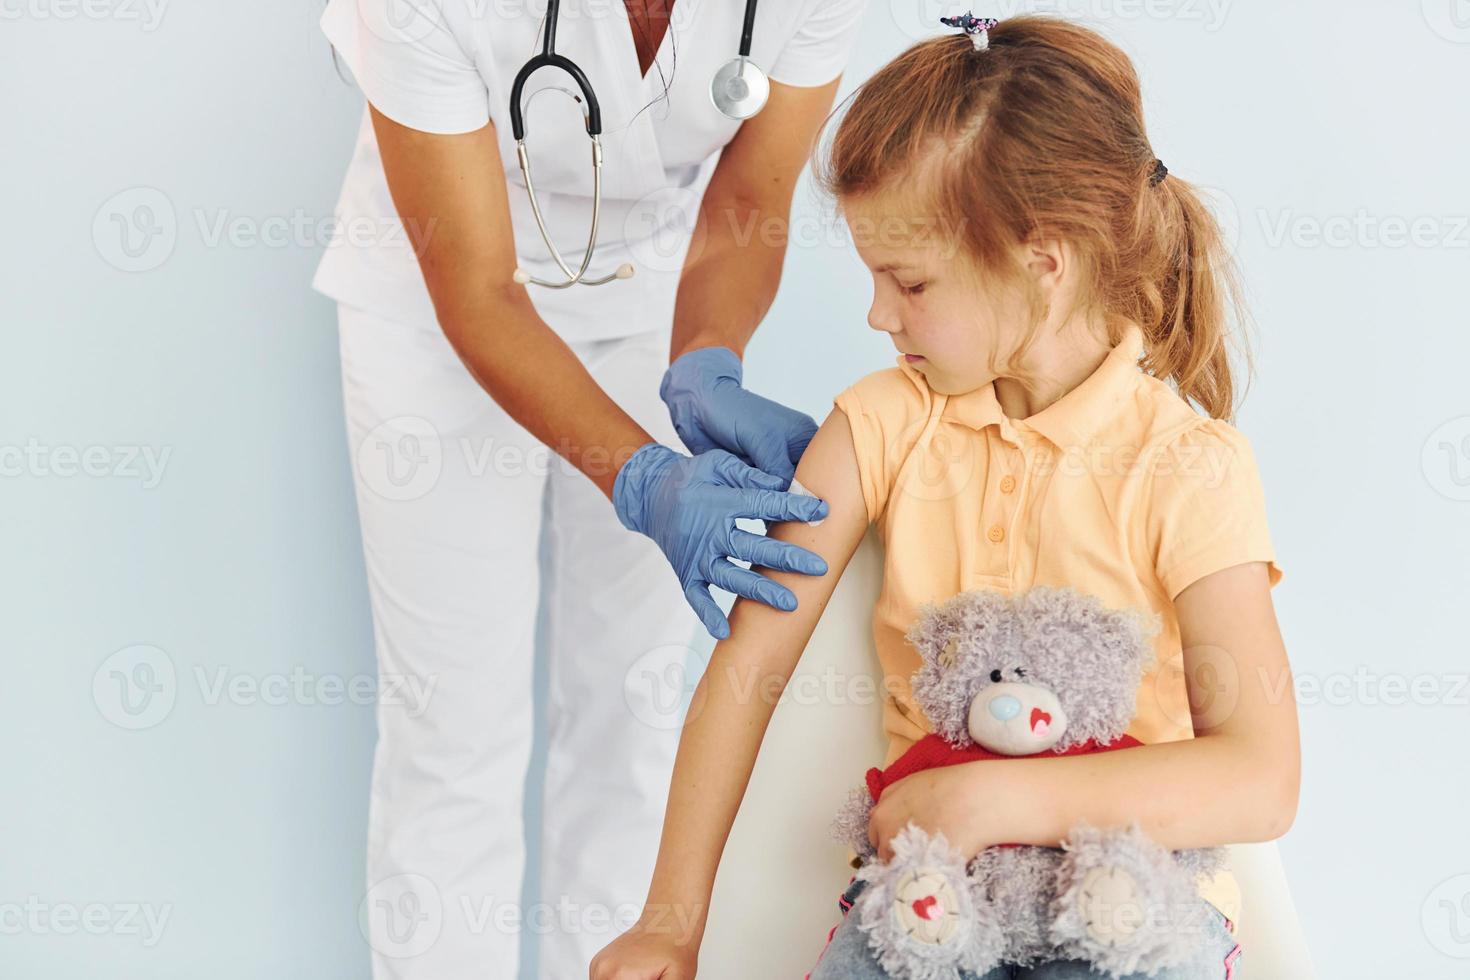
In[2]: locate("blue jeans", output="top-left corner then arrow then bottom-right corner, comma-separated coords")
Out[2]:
807,876 -> 1243,980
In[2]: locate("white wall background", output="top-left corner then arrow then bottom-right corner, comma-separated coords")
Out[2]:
4,1 -> 1469,978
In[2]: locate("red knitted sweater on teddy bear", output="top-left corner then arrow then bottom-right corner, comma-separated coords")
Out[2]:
866,732 -> 1143,805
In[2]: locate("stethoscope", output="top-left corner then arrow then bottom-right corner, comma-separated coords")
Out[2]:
510,0 -> 767,289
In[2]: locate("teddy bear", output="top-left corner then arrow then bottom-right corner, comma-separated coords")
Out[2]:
830,586 -> 1226,980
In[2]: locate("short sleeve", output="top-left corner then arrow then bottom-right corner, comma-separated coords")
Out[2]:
321,0 -> 490,135
1148,419 -> 1284,600
833,365 -> 931,524
766,0 -> 867,88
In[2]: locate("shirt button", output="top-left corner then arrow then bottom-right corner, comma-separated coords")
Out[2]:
987,524 -> 1005,543
999,475 -> 1016,494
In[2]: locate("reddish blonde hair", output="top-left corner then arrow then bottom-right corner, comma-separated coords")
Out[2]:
816,16 -> 1247,420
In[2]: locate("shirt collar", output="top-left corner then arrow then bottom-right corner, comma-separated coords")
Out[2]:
908,323 -> 1145,449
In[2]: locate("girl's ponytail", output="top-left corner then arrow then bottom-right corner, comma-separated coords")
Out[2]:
1130,162 -> 1248,421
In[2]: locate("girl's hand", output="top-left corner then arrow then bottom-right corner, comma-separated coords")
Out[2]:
589,914 -> 700,980
868,764 -> 998,862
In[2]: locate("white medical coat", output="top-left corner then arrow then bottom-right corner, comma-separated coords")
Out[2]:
314,0 -> 868,341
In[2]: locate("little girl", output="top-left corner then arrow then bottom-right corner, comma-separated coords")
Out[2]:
592,15 -> 1297,980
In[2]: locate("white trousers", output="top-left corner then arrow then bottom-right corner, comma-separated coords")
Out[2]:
337,302 -> 701,980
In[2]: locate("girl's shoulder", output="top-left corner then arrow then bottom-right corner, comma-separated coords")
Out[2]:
1122,373 -> 1264,483
832,360 -> 942,464
834,360 -> 935,422
1124,377 -> 1282,597
1121,371 -> 1245,446
831,361 -> 942,524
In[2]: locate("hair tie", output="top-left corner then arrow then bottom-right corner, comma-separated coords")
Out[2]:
940,12 -> 1000,51
1149,158 -> 1169,186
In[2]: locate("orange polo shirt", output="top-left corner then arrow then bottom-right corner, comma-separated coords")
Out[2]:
833,323 -> 1282,921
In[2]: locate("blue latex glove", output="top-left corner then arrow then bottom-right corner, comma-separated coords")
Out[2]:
660,346 -> 819,487
613,441 -> 831,639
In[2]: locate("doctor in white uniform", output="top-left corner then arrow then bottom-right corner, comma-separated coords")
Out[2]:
314,0 -> 866,976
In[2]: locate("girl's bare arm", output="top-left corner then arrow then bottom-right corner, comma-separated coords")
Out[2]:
632,406 -> 870,947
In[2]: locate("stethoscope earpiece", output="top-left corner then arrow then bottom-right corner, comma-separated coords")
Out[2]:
511,261 -> 632,287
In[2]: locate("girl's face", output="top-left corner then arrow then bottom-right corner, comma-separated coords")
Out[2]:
841,190 -> 1042,397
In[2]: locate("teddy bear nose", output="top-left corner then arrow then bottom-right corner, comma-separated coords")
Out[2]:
987,694 -> 1022,721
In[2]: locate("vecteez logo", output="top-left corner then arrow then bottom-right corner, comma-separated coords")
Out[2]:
92,644 -> 178,730
360,874 -> 444,959
1423,0 -> 1470,42
1423,417 -> 1470,501
0,0 -> 170,30
92,187 -> 177,273
1423,874 -> 1470,957
356,416 -> 444,502
92,645 -> 439,729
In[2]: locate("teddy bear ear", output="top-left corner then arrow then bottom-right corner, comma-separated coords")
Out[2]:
905,600 -> 957,661
938,635 -> 960,669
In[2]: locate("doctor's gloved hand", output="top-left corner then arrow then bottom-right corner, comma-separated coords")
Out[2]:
660,346 -> 819,486
612,442 -> 830,639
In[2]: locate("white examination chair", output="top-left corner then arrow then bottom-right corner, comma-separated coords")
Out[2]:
700,532 -> 1315,979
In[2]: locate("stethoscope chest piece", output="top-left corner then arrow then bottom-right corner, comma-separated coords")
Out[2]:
709,56 -> 769,120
